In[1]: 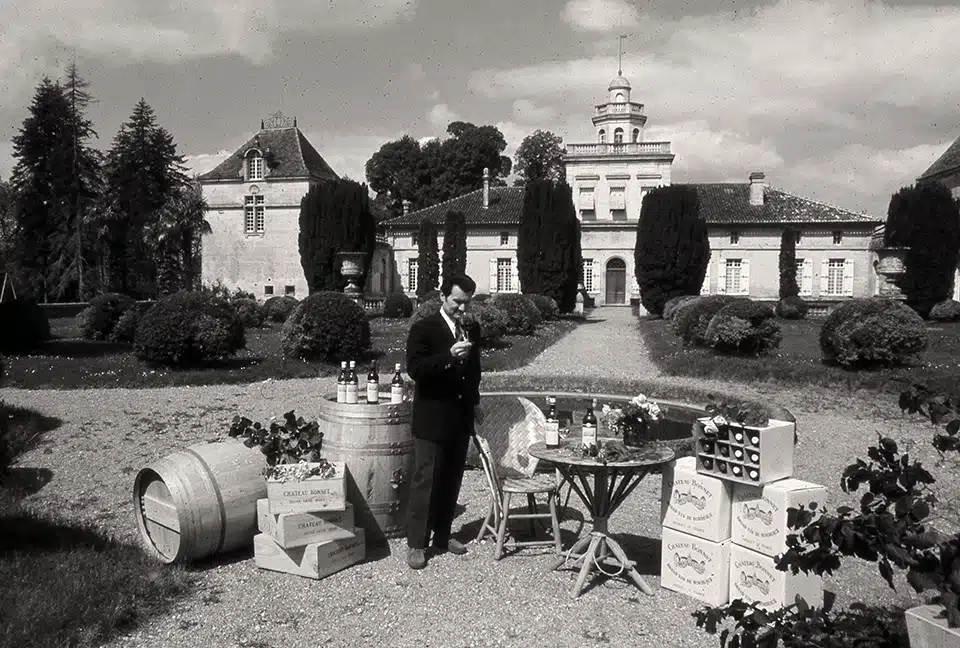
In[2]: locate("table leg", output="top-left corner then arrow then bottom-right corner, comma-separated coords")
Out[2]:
605,534 -> 654,596
572,535 -> 602,599
548,533 -> 592,572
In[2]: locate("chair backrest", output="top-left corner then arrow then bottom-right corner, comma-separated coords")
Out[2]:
473,434 -> 503,522
475,396 -> 547,479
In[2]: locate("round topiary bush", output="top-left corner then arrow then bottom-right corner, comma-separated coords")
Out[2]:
281,291 -> 370,361
263,295 -> 299,323
819,298 -> 927,367
464,302 -> 508,345
674,295 -> 745,345
110,303 -> 150,343
134,291 -> 245,366
382,292 -> 414,319
76,293 -> 135,341
233,298 -> 265,328
775,295 -> 809,320
527,294 -> 559,321
929,299 -> 960,322
706,301 -> 782,355
491,293 -> 542,335
418,289 -> 441,305
0,298 -> 51,353
472,293 -> 490,303
663,295 -> 700,321
410,295 -> 442,326
670,296 -> 703,331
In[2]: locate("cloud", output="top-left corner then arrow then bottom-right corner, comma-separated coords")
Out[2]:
512,99 -> 557,123
302,130 -> 405,185
647,120 -> 785,180
428,103 -> 461,130
561,0 -> 641,32
183,150 -> 232,177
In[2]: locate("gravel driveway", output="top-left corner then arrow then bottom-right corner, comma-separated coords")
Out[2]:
2,308 -> 953,648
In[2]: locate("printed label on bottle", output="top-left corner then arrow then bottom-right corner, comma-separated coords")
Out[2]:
337,384 -> 346,403
545,421 -> 560,447
367,382 -> 379,403
345,384 -> 358,404
582,424 -> 597,447
391,385 -> 404,403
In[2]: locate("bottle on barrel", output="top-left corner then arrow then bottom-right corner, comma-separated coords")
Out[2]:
336,361 -> 348,403
545,396 -> 560,448
366,361 -> 379,404
581,398 -> 598,449
346,360 -> 359,404
391,364 -> 404,404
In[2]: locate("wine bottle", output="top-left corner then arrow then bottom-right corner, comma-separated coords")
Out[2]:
346,360 -> 359,404
336,361 -> 347,403
366,361 -> 379,404
390,364 -> 404,403
582,398 -> 598,449
545,396 -> 560,448
748,468 -> 760,482
732,465 -> 743,477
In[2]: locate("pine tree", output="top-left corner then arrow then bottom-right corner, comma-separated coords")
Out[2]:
441,210 -> 467,283
779,228 -> 799,299
149,181 -> 210,294
634,185 -> 710,316
416,219 -> 440,297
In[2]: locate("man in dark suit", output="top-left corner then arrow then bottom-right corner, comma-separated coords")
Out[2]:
405,273 -> 484,570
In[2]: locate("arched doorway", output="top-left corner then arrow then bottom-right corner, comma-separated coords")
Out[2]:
605,258 -> 626,305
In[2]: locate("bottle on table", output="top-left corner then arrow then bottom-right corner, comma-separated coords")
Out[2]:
336,361 -> 348,403
346,360 -> 359,404
545,396 -> 560,448
366,361 -> 380,404
390,364 -> 404,404
581,398 -> 598,449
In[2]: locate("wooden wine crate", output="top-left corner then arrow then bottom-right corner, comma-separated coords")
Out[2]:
660,526 -> 731,607
661,456 -> 734,542
694,418 -> 795,486
731,479 -> 827,557
266,461 -> 347,515
729,543 -> 822,611
257,499 -> 355,548
253,528 -> 365,580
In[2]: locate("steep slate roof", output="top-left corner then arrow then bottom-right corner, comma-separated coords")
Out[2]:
919,135 -> 960,181
381,183 -> 879,229
199,127 -> 338,182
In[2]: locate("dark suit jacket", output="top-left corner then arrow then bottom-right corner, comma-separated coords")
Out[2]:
405,311 -> 482,442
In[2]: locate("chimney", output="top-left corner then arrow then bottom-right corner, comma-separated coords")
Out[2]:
402,199 -> 411,216
482,167 -> 490,209
749,171 -> 765,206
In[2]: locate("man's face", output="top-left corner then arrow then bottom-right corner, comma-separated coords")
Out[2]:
441,285 -> 473,320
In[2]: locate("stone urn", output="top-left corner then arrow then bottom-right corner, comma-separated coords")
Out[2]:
874,247 -> 909,300
337,251 -> 366,296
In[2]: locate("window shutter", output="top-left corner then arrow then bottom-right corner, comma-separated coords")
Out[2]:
701,261 -> 711,295
400,259 -> 409,292
819,259 -> 829,297
843,259 -> 854,296
717,260 -> 727,294
741,259 -> 751,296
489,258 -> 498,294
592,263 -> 600,293
802,259 -> 813,296
511,257 -> 519,293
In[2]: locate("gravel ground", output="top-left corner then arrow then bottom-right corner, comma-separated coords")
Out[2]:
3,308 -> 957,648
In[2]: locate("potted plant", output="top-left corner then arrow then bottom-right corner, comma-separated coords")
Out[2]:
600,393 -> 662,447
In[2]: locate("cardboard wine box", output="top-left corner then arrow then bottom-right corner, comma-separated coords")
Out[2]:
266,461 -> 347,515
732,479 -> 828,557
660,526 -> 731,607
729,543 -> 823,611
661,456 -> 734,542
257,499 -> 355,548
254,527 -> 366,580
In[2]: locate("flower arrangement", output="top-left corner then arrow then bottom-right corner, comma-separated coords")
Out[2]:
228,409 -> 336,481
600,394 -> 662,447
700,394 -> 770,439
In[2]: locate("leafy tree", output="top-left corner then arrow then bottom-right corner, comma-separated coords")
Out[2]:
148,181 -> 211,295
779,228 -> 799,299
299,179 -> 377,293
634,185 -> 711,316
441,210 -> 467,283
514,130 -> 565,185
364,135 -> 423,218
518,180 -> 582,312
416,219 -> 440,297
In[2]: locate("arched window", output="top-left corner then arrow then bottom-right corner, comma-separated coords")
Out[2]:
246,150 -> 263,181
614,128 -> 624,144
632,128 -> 640,143
598,129 -> 606,143
616,92 -> 624,102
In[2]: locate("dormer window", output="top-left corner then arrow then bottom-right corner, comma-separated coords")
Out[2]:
598,129 -> 606,144
614,128 -> 624,144
615,92 -> 624,102
246,151 -> 264,181
632,128 -> 640,143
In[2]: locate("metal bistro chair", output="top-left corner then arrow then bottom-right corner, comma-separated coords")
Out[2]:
472,396 -> 562,559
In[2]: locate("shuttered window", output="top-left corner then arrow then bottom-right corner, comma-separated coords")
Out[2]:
582,259 -> 594,292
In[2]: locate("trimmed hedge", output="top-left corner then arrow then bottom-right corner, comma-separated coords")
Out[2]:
234,298 -> 266,329
929,299 -> 960,322
410,295 -> 442,326
663,295 -> 700,321
675,295 -> 746,345
465,302 -> 508,345
383,292 -> 414,318
0,298 -> 51,353
263,295 -> 299,323
281,291 -> 370,361
110,303 -> 151,343
775,295 -> 809,320
77,293 -> 136,340
491,293 -> 543,335
819,298 -> 927,367
134,291 -> 246,366
706,300 -> 782,355
527,294 -> 559,321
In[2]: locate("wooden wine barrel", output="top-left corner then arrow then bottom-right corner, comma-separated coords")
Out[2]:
132,439 -> 267,564
317,394 -> 413,545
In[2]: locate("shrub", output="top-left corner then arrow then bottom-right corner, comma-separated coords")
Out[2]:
491,293 -> 543,335
705,301 -> 782,355
410,295 -> 442,326
263,295 -> 299,323
281,291 -> 370,361
674,295 -> 745,345
382,292 -> 414,318
76,293 -> 136,341
819,298 -> 927,367
134,291 -> 245,366
233,298 -> 266,328
663,295 -> 700,321
0,298 -> 51,353
472,293 -> 490,303
929,299 -> 960,322
527,294 -> 559,321
110,303 -> 150,343
775,295 -> 809,320
419,289 -> 441,304
669,296 -> 703,331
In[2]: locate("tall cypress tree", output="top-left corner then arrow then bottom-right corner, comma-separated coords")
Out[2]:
779,228 -> 799,299
416,219 -> 440,297
517,180 -> 581,311
518,180 -> 546,295
441,210 -> 467,281
634,185 -> 710,316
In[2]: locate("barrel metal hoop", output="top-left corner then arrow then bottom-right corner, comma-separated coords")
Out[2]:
183,447 -> 228,553
323,441 -> 414,456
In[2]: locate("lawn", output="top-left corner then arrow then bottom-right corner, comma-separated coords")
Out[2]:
3,315 -> 582,389
638,316 -> 960,395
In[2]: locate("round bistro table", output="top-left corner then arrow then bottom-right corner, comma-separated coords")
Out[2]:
528,440 -> 675,599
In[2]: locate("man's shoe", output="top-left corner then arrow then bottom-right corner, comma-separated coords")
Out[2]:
407,548 -> 427,570
437,538 -> 468,556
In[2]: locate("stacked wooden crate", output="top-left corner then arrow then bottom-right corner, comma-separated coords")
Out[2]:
254,461 -> 366,580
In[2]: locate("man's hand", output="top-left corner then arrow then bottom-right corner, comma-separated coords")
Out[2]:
450,340 -> 472,360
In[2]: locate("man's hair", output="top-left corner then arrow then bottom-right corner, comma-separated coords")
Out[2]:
440,273 -> 476,297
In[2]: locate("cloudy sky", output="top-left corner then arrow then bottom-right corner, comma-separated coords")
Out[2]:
1,0 -> 957,217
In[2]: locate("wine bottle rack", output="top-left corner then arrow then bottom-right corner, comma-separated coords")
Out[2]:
694,418 -> 795,486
